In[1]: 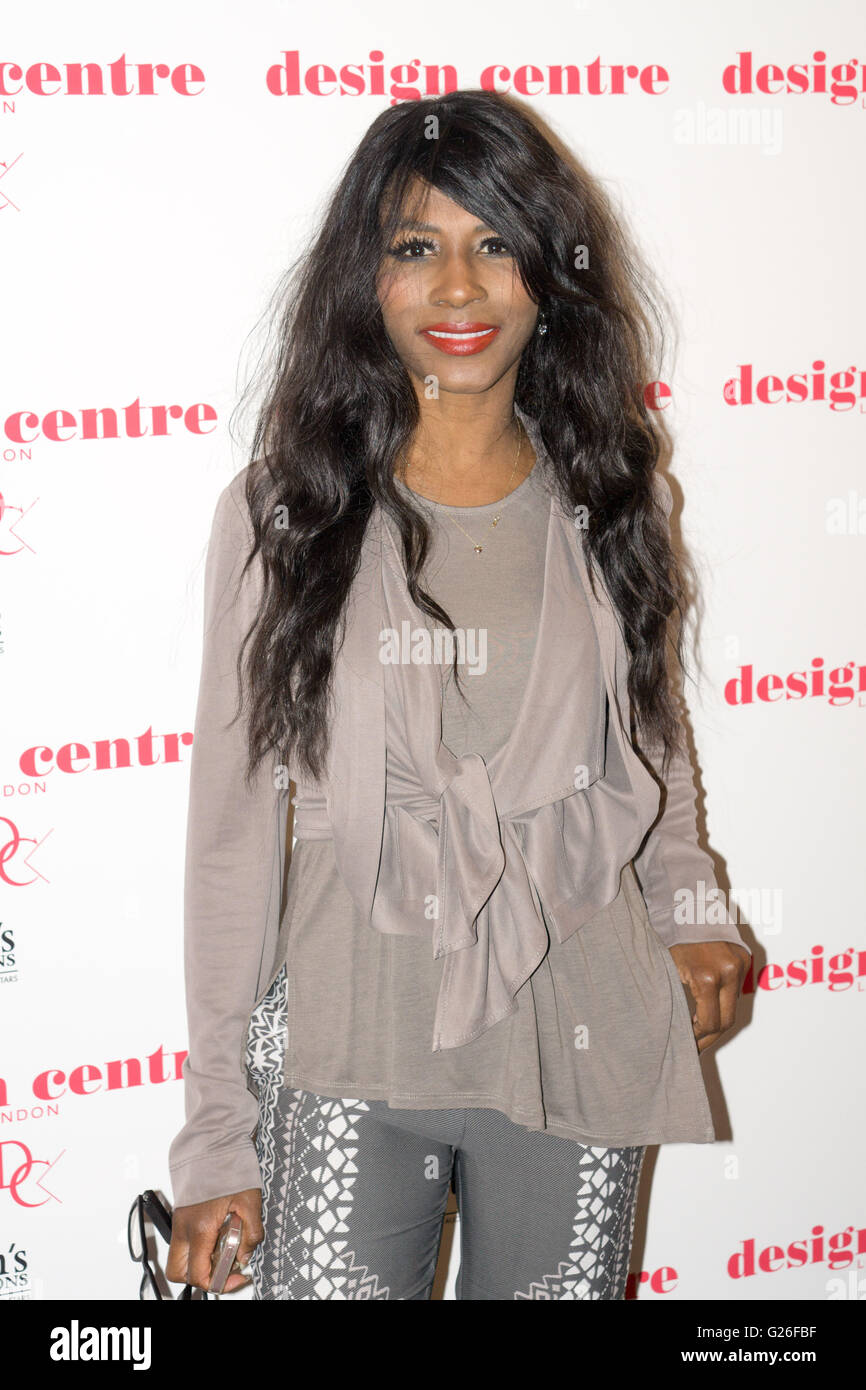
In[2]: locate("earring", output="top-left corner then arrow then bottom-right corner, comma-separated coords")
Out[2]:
537,311 -> 548,336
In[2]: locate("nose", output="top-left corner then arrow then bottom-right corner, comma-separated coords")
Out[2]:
428,248 -> 487,309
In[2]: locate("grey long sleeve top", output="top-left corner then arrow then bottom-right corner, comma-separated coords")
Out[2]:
169,423 -> 749,1209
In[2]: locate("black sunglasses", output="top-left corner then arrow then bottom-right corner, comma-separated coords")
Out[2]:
127,1189 -> 208,1301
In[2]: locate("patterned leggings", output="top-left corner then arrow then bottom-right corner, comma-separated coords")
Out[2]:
246,965 -> 645,1301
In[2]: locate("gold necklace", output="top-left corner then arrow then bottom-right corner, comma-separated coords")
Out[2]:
440,419 -> 525,555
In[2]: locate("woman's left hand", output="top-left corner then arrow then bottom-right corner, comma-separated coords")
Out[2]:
668,942 -> 752,1052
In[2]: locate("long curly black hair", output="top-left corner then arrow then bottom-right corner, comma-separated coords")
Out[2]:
230,89 -> 687,788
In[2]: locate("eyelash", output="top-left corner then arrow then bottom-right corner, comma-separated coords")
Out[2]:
386,235 -> 511,260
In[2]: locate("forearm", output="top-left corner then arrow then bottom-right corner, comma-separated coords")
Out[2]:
170,752 -> 287,1207
632,736 -> 748,953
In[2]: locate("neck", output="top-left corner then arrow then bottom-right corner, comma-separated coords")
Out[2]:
396,378 -> 537,506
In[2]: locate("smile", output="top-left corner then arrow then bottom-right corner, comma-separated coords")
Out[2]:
419,324 -> 501,355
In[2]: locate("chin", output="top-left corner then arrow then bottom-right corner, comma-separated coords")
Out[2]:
413,358 -> 508,395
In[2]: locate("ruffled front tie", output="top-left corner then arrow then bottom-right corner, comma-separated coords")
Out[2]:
369,749 -> 552,1050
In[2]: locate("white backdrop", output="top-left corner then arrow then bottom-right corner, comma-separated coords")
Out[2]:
2,0 -> 864,1302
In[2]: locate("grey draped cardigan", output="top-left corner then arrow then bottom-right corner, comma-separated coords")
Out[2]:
168,422 -> 748,1206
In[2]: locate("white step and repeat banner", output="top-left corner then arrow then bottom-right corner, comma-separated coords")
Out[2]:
2,0 -> 863,1303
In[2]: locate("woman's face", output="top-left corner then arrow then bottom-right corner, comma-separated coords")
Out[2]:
376,180 -> 540,397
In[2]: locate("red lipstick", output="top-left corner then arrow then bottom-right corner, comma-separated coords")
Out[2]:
419,322 -> 501,355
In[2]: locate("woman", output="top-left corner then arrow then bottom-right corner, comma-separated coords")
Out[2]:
166,90 -> 751,1301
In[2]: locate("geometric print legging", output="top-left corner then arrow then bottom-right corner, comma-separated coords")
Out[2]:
245,964 -> 646,1301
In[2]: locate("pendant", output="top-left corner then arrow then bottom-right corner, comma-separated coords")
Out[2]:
474,544 -> 483,553
491,515 -> 500,526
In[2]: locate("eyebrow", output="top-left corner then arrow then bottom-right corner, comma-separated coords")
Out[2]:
395,220 -> 494,235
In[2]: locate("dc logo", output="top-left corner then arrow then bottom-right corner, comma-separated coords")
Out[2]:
0,1141 -> 64,1207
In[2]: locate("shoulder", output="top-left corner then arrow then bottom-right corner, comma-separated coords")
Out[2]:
199,460 -> 273,606
209,457 -> 270,546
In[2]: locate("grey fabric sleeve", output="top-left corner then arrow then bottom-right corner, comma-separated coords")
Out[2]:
168,473 -> 289,1208
632,473 -> 750,954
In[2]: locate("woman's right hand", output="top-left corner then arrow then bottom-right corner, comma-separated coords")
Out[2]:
166,1188 -> 264,1293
